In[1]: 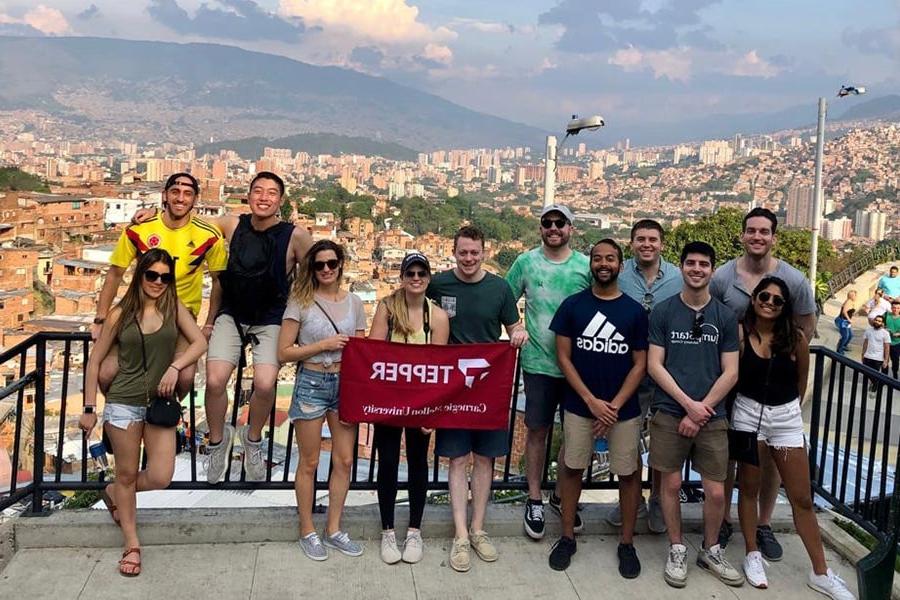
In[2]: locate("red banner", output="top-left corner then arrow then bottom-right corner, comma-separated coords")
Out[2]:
338,338 -> 516,430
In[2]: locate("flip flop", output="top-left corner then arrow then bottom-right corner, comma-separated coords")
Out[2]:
118,547 -> 141,577
101,487 -> 120,526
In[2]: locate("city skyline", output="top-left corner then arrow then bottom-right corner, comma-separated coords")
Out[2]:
0,1 -> 897,142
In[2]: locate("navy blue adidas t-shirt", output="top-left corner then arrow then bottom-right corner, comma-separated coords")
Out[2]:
550,289 -> 649,421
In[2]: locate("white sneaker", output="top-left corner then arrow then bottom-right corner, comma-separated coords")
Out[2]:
697,543 -> 744,586
664,543 -> 688,588
808,568 -> 856,600
402,530 -> 424,564
743,551 -> 768,589
205,424 -> 234,484
380,530 -> 402,564
238,425 -> 266,482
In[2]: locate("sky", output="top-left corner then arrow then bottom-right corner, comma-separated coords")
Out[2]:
1,0 -> 898,138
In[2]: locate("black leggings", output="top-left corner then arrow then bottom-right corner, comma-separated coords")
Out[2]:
374,424 -> 430,530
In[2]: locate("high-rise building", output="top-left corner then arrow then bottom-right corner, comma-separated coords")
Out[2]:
699,141 -> 734,166
854,209 -> 887,241
785,185 -> 815,228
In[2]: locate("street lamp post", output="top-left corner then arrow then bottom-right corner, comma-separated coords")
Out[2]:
543,115 -> 605,208
809,86 -> 866,286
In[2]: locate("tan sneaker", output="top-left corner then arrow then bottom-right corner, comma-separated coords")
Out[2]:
469,530 -> 498,562
449,537 -> 471,572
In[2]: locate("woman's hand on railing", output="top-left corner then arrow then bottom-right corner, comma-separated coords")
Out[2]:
79,412 -> 97,435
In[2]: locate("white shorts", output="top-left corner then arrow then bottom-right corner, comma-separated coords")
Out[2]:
731,394 -> 805,449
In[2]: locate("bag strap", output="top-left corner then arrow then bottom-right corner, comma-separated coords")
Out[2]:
314,300 -> 341,335
134,316 -> 152,405
755,352 -> 775,433
386,299 -> 431,343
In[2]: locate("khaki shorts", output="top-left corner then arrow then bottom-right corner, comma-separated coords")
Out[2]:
648,411 -> 728,481
207,313 -> 280,367
563,412 -> 642,476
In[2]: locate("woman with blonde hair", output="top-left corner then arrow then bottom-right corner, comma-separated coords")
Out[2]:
277,240 -> 367,561
834,290 -> 856,355
368,253 -> 449,564
80,248 -> 207,576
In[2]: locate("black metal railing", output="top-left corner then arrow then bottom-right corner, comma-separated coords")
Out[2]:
2,331 -> 698,515
824,241 -> 900,301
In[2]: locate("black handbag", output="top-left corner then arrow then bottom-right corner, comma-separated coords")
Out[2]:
135,317 -> 182,428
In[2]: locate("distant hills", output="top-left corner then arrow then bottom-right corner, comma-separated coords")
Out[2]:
197,133 -> 418,161
834,94 -> 900,122
0,36 -> 548,151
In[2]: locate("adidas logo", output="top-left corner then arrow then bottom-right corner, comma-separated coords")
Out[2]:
576,311 -> 630,354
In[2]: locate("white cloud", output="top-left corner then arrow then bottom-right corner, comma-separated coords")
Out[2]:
726,50 -> 781,78
609,46 -> 692,82
449,18 -> 512,34
278,0 -> 455,46
0,4 -> 70,35
423,43 -> 452,65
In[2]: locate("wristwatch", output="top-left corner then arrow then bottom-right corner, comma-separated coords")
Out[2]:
93,317 -> 105,325
83,406 -> 95,414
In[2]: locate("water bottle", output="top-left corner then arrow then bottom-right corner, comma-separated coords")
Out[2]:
594,437 -> 610,474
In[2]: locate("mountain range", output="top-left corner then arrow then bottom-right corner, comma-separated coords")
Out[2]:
0,36 -> 547,151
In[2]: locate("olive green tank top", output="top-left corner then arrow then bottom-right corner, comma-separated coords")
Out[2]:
106,313 -> 178,407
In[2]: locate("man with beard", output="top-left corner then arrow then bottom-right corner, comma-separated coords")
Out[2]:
95,172 -> 227,397
506,204 -> 590,541
861,313 -> 891,390
710,207 -> 815,560
649,241 -> 742,588
547,239 -> 648,576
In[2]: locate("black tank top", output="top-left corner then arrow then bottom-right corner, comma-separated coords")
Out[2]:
738,334 -> 800,406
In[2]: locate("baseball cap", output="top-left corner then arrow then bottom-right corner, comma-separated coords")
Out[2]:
540,204 -> 575,223
164,172 -> 200,194
400,252 -> 431,274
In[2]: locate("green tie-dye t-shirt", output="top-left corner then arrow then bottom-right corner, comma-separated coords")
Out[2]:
506,247 -> 591,377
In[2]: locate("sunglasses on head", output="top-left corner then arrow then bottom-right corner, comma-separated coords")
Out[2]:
541,218 -> 568,229
757,291 -> 785,307
143,270 -> 173,284
404,269 -> 428,279
691,312 -> 705,339
313,259 -> 340,272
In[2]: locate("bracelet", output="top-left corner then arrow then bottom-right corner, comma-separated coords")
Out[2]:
168,364 -> 182,373
202,323 -> 214,329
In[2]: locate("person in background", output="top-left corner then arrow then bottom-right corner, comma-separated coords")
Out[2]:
427,225 -> 528,573
611,218 -> 682,534
886,301 -> 900,379
710,207 -> 815,559
368,252 -> 450,565
506,204 -> 590,541
861,314 -> 891,391
548,239 -> 648,577
277,240 -> 367,561
862,288 -> 891,326
834,290 -> 857,355
80,249 -> 207,577
877,265 -> 900,302
734,277 -> 855,599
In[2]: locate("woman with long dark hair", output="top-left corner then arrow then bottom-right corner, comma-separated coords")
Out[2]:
734,276 -> 854,598
79,249 -> 207,577
368,253 -> 449,564
277,240 -> 367,561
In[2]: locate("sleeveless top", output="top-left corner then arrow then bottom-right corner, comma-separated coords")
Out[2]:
737,333 -> 799,406
282,292 -> 367,367
106,313 -> 178,407
388,299 -> 433,345
222,214 -> 294,326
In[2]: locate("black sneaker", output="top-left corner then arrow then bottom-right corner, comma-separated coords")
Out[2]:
617,543 -> 641,579
549,536 -> 576,571
717,520 -> 733,549
524,498 -> 545,540
548,492 -> 584,533
756,525 -> 783,562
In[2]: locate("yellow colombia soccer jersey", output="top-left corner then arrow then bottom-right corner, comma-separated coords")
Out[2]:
109,214 -> 227,315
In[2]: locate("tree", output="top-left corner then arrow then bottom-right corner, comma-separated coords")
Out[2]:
493,248 -> 520,273
662,208 -> 745,266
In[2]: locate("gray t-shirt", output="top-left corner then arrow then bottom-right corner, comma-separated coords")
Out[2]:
649,295 -> 739,420
283,293 -> 367,365
710,258 -> 816,321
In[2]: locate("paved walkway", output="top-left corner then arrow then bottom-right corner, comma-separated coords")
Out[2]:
0,531 -> 858,600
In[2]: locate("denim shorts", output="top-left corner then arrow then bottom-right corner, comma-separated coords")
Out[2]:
289,367 -> 340,421
103,402 -> 147,430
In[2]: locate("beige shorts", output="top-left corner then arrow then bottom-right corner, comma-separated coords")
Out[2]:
563,412 -> 642,476
207,313 -> 280,367
648,411 -> 729,481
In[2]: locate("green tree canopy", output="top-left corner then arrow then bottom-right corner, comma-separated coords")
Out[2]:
0,167 -> 50,192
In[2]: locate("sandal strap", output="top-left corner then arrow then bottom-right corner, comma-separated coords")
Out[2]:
121,547 -> 141,558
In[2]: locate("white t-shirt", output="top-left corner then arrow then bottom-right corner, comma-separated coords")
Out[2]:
863,326 -> 892,361
865,297 -> 891,320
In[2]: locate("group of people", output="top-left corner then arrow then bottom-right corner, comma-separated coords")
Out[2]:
837,266 -> 900,384
75,177 -> 852,598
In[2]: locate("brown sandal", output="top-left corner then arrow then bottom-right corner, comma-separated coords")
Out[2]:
118,547 -> 141,577
101,486 -> 120,525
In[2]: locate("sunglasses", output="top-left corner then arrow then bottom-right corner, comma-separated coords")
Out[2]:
757,291 -> 785,307
143,270 -> 173,284
404,269 -> 429,279
642,292 -> 654,311
313,259 -> 341,271
541,218 -> 568,229
691,312 -> 705,339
